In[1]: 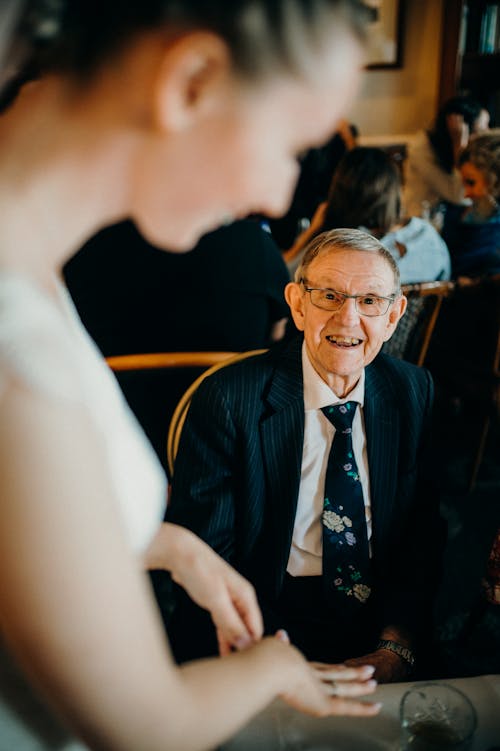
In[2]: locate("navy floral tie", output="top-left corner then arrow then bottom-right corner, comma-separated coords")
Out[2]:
321,401 -> 371,612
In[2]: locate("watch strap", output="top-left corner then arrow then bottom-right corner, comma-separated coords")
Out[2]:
376,639 -> 415,669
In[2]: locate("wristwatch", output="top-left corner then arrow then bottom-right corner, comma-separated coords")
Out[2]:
376,639 -> 415,672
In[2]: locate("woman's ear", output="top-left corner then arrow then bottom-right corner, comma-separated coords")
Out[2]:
153,32 -> 231,132
285,282 -> 306,332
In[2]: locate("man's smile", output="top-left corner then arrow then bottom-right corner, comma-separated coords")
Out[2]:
325,335 -> 363,348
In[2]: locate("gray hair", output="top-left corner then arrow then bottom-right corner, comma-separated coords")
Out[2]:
294,227 -> 401,292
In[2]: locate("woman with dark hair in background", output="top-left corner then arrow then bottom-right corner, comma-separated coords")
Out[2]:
404,95 -> 488,219
267,119 -> 358,248
285,146 -> 451,284
0,2 -> 381,750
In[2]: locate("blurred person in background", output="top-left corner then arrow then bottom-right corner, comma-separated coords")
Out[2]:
285,146 -> 451,284
442,130 -> 500,278
404,95 -> 488,220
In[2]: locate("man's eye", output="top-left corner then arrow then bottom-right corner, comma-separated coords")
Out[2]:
322,291 -> 342,302
361,296 -> 378,305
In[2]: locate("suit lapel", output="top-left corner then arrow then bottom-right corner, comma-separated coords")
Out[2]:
364,359 -> 400,554
260,337 -> 304,587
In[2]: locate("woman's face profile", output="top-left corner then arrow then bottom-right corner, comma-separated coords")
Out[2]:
460,161 -> 489,203
128,30 -> 363,252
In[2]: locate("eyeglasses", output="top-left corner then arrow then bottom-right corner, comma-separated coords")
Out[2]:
300,279 -> 397,317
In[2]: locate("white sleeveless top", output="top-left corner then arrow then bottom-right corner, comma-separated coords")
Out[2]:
0,273 -> 167,750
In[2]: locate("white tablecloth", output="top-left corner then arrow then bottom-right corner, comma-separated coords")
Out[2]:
222,674 -> 500,750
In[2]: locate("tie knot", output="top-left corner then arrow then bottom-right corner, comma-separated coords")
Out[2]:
322,401 -> 357,431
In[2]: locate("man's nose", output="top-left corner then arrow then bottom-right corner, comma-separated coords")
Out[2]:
334,296 -> 360,324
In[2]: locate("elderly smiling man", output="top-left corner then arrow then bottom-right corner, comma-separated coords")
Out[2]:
166,228 -> 443,682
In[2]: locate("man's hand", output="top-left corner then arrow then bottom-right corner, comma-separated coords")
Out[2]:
144,523 -> 263,654
344,649 -> 408,683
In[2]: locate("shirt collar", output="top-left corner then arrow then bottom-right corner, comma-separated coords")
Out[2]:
302,341 -> 365,410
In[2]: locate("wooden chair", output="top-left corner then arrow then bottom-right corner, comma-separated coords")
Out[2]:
106,351 -> 238,372
106,352 -> 238,474
166,349 -> 267,478
382,280 -> 455,366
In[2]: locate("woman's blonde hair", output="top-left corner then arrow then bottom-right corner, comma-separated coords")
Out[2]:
459,129 -> 500,200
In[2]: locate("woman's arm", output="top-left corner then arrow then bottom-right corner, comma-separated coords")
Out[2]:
0,382 -> 379,751
144,522 -> 263,654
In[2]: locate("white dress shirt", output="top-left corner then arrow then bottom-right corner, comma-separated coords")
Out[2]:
287,343 -> 372,577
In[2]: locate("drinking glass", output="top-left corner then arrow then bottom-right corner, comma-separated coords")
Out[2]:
400,682 -> 477,750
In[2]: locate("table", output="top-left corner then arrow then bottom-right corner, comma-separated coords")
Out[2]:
221,674 -> 500,750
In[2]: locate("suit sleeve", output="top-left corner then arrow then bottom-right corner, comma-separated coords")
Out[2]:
378,367 -> 446,651
167,374 -> 240,562
163,375 -> 243,661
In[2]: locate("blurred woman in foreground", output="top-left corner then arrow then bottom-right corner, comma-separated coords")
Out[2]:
0,2 -> 380,750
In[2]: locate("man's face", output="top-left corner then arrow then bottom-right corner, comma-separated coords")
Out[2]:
285,248 -> 406,395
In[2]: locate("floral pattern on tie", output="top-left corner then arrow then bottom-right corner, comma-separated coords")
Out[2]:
323,499 -> 364,556
331,562 -> 371,603
321,401 -> 371,610
322,499 -> 371,602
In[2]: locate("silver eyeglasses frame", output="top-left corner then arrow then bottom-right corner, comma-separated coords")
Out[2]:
300,278 -> 398,317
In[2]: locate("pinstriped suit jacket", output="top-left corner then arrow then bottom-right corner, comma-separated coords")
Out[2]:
168,334 -> 440,637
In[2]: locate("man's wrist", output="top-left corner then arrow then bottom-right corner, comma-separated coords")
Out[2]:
376,639 -> 415,674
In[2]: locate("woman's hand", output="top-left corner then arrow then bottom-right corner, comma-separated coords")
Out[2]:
280,655 -> 380,717
144,523 -> 263,654
272,631 -> 379,716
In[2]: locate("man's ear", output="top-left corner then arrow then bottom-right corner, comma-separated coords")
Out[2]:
383,294 -> 407,341
285,282 -> 306,332
153,31 -> 231,132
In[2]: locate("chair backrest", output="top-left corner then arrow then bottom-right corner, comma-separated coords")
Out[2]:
106,352 -> 238,473
382,281 -> 455,366
167,349 -> 267,478
106,351 -> 238,372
